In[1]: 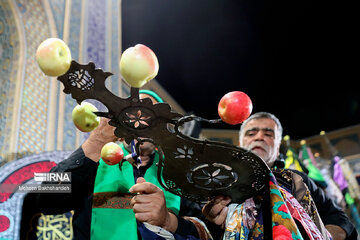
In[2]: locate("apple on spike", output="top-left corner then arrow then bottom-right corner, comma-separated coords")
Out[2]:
72,102 -> 100,132
101,142 -> 124,165
36,38 -> 72,77
119,44 -> 159,88
218,91 -> 253,125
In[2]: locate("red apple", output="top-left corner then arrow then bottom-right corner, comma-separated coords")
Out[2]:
218,91 -> 253,125
119,44 -> 159,88
101,142 -> 124,165
36,38 -> 72,76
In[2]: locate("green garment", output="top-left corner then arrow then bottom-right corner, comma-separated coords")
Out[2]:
284,147 -> 309,173
90,145 -> 181,240
285,149 -> 304,172
300,144 -> 326,183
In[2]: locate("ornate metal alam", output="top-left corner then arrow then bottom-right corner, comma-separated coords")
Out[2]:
58,61 -> 270,203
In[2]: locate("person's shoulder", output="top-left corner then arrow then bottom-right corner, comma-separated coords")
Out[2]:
285,168 -> 322,191
276,168 -> 314,188
272,168 -> 307,181
286,169 -> 308,178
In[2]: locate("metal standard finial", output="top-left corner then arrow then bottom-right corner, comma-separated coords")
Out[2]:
319,130 -> 339,157
57,60 -> 270,203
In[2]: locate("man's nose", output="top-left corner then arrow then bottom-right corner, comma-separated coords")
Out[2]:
254,131 -> 265,141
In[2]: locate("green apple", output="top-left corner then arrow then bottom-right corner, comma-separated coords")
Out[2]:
72,102 -> 100,132
101,142 -> 124,165
36,38 -> 72,77
119,44 -> 159,88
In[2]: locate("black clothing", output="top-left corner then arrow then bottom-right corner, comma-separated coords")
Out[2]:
179,198 -> 224,240
25,147 -> 199,240
179,167 -> 358,239
24,148 -> 357,239
178,168 -> 359,240
132,153 -> 154,181
274,169 -> 358,239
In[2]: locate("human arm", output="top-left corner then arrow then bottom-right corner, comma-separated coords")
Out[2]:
129,177 -> 178,232
325,225 -> 347,240
82,118 -> 119,162
28,147 -> 98,214
30,118 -> 118,214
201,196 -> 231,228
294,170 -> 357,240
179,198 -> 224,239
130,177 -> 211,238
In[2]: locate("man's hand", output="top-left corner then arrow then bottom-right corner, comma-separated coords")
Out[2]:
82,118 -> 119,162
202,196 -> 231,228
325,224 -> 346,240
129,178 -> 178,232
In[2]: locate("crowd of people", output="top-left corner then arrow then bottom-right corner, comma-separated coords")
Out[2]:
28,90 -> 358,239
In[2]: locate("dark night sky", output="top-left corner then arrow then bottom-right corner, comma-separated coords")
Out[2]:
122,0 -> 359,140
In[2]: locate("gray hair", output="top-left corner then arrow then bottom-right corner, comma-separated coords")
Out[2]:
239,112 -> 283,146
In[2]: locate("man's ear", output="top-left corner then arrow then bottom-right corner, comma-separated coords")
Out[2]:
238,136 -> 243,147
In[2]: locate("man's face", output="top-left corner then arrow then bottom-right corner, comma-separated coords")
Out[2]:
239,118 -> 280,167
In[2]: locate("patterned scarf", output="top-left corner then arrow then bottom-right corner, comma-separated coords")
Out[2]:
223,172 -> 332,240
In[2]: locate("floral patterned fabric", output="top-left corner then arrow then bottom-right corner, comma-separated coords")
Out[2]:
223,172 -> 332,240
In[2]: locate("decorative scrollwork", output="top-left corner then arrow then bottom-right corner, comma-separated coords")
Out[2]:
174,145 -> 194,159
187,163 -> 238,190
125,109 -> 152,128
57,60 -> 270,204
68,69 -> 94,91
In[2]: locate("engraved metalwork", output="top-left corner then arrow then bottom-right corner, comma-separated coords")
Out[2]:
187,163 -> 238,190
57,61 -> 270,203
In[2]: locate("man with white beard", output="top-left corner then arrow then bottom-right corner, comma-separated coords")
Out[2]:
202,112 -> 357,240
